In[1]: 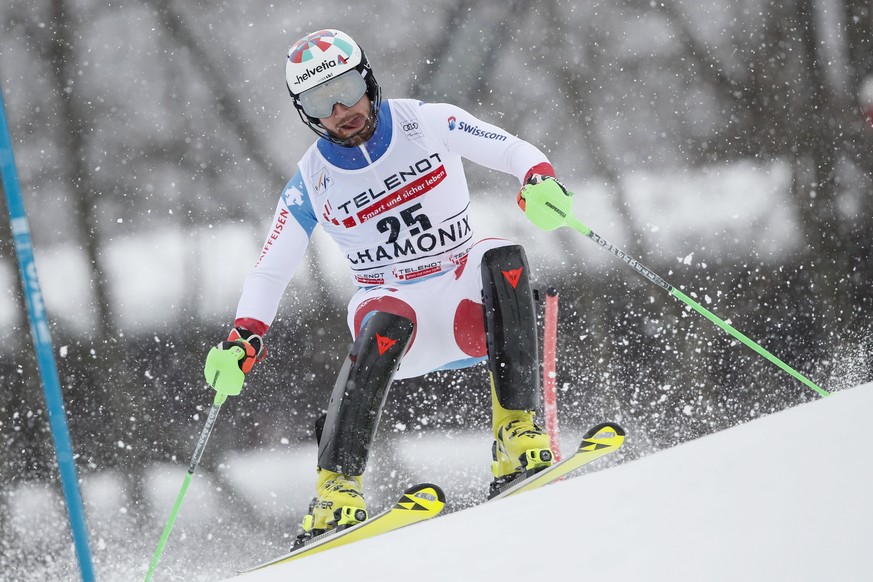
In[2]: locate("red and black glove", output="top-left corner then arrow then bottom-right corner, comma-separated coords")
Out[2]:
221,327 -> 267,374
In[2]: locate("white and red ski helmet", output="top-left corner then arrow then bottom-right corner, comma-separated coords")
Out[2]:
285,29 -> 381,140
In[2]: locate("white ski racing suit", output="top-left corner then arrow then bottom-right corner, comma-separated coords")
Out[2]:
235,98 -> 553,378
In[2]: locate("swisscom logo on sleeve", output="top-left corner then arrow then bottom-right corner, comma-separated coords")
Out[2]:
446,116 -> 507,141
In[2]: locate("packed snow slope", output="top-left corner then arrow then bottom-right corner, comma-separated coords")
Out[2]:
227,383 -> 873,582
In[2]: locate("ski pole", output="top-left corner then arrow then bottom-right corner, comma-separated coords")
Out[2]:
143,391 -> 228,582
571,215 -> 828,397
520,183 -> 829,398
144,341 -> 250,580
2,80 -> 96,582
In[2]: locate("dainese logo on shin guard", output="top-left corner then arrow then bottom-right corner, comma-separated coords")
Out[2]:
376,334 -> 398,355
502,268 -> 523,288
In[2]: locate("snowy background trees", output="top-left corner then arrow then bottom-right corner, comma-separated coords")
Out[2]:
0,0 -> 871,577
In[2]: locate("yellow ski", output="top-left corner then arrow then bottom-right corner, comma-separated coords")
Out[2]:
240,483 -> 445,573
490,422 -> 625,499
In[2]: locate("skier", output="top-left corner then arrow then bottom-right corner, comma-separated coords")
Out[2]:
204,29 -> 573,541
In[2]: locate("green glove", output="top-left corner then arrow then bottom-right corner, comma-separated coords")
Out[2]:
517,175 -> 574,231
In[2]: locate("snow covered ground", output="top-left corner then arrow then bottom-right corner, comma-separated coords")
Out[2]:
3,382 -> 870,580
225,382 -> 873,582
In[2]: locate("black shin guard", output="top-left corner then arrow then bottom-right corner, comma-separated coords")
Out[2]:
481,245 -> 540,411
317,311 -> 414,475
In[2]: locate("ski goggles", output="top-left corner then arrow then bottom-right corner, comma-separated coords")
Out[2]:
298,70 -> 368,119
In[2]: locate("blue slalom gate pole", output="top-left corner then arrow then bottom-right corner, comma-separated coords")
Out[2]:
0,86 -> 97,581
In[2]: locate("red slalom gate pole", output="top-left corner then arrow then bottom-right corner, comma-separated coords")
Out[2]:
542,287 -> 562,462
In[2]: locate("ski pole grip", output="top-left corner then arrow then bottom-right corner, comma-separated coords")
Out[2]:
521,179 -> 575,231
204,344 -> 247,398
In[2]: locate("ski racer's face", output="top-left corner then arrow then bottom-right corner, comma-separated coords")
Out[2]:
319,94 -> 375,147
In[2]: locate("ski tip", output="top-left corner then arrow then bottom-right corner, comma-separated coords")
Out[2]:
400,482 -> 446,504
582,422 -> 626,439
